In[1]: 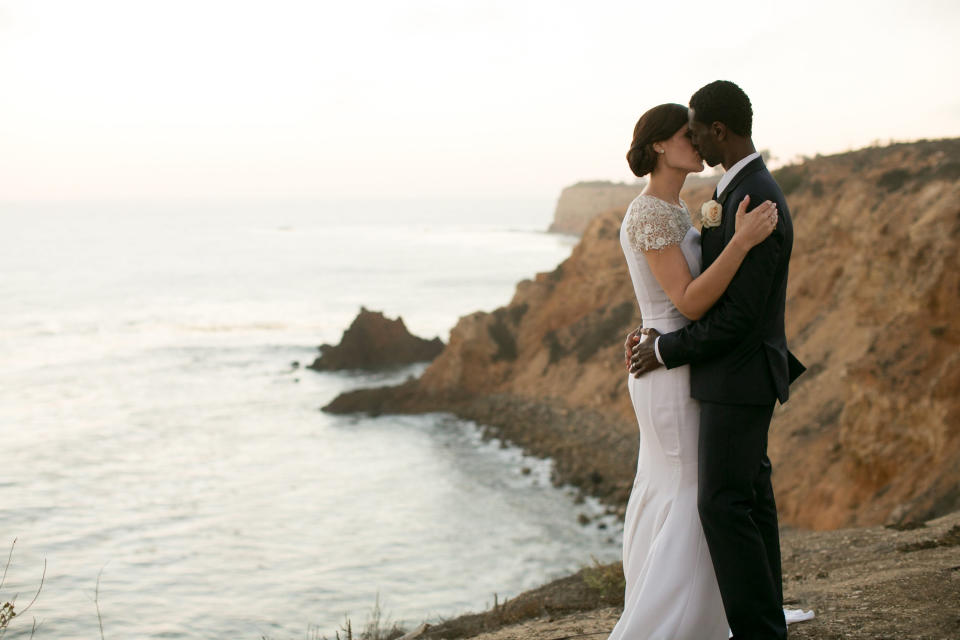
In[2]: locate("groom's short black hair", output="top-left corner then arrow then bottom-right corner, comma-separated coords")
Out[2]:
689,80 -> 753,137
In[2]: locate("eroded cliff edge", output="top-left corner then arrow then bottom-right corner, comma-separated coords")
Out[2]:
325,139 -> 960,530
548,175 -> 719,235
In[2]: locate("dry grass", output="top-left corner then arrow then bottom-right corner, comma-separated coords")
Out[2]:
262,593 -> 406,640
0,539 -> 45,639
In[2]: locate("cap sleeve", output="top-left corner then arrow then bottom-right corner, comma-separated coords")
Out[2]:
625,197 -> 691,253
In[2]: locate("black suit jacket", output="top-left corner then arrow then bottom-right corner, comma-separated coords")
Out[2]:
657,157 -> 805,406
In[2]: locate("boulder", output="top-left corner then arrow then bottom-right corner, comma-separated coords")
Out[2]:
307,307 -> 444,371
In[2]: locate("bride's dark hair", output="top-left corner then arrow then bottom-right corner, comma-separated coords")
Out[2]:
626,103 -> 689,177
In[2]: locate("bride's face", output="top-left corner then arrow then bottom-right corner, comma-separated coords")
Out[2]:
657,124 -> 704,174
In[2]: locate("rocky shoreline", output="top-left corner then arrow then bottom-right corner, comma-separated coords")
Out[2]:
326,386 -> 639,512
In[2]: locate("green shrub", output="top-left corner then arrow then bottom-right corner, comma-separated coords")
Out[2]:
488,310 -> 518,361
772,165 -> 805,195
581,557 -> 625,599
877,168 -> 910,192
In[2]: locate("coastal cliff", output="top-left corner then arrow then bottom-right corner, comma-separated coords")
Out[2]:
548,175 -> 719,235
325,138 -> 960,530
770,139 -> 960,528
548,181 -> 645,235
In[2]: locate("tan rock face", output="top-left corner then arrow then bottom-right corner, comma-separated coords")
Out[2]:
326,139 -> 960,530
420,212 -> 638,408
770,139 -> 960,528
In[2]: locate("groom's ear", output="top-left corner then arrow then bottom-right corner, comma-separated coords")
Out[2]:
711,121 -> 727,142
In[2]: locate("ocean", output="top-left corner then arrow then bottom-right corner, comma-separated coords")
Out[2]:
0,198 -> 622,639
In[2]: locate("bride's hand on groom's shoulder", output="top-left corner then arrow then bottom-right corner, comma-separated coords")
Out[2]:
629,328 -> 663,377
733,195 -> 778,249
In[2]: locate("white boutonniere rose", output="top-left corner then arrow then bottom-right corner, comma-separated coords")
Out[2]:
701,200 -> 722,228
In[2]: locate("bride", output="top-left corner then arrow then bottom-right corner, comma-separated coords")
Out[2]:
607,103 -> 778,639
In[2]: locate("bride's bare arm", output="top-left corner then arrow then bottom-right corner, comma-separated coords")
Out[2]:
644,196 -> 777,321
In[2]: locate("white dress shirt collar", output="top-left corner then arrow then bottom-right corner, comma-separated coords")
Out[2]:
716,151 -> 762,198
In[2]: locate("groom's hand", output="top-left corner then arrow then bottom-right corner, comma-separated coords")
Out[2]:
630,328 -> 663,377
623,326 -> 641,369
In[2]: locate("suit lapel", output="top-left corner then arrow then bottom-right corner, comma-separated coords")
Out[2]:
717,156 -> 766,206
720,158 -> 767,246
701,158 -> 766,268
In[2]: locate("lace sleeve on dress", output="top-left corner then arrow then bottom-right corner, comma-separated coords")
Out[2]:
625,197 -> 691,253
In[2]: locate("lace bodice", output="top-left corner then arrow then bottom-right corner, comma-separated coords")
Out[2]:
620,195 -> 701,332
624,195 -> 693,252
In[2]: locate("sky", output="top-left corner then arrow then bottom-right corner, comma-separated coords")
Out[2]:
1,0 -> 958,201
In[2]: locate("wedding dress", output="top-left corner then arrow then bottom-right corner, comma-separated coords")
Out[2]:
607,194 -> 728,640
609,195 -> 813,639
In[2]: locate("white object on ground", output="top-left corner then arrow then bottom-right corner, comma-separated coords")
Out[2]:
727,609 -> 816,638
784,608 -> 816,624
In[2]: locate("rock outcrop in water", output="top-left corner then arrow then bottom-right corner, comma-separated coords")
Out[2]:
307,307 -> 443,371
325,139 -> 960,530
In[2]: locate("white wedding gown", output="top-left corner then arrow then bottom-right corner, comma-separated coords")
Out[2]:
608,195 -> 813,639
607,194 -> 728,640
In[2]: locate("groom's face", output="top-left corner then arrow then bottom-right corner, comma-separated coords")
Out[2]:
687,108 -> 721,167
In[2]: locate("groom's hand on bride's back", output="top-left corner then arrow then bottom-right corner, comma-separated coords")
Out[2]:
624,327 -> 641,368
630,328 -> 663,377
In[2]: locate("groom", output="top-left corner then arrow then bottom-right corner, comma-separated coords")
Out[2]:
627,80 -> 805,640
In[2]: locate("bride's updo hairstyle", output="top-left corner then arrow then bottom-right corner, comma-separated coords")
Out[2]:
626,103 -> 689,177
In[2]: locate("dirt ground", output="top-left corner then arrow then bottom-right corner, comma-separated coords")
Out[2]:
415,510 -> 960,640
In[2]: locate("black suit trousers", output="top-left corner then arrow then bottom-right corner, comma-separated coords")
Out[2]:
698,401 -> 786,640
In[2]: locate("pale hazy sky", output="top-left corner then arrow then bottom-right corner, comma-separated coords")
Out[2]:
1,0 -> 958,201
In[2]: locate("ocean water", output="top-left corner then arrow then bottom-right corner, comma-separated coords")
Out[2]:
0,198 -> 622,639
